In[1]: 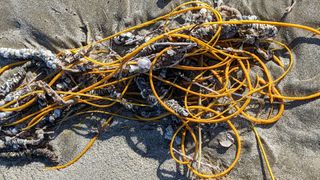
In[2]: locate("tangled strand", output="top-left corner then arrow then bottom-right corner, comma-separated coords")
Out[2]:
0,1 -> 319,179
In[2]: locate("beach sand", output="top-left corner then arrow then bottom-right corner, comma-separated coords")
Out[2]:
0,0 -> 319,179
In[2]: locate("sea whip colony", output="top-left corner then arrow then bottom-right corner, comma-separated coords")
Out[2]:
0,1 -> 319,179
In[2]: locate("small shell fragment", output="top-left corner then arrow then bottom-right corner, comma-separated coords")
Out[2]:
137,57 -> 151,71
218,132 -> 235,148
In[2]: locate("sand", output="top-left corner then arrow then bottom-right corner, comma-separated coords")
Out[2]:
0,0 -> 319,179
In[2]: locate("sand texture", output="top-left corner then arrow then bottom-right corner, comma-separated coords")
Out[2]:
0,0 -> 319,179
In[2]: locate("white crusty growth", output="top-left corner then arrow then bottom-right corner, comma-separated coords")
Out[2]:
0,61 -> 32,97
164,99 -> 189,117
0,48 -> 61,69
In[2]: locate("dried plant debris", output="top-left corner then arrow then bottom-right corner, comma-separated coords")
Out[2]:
0,1 -> 319,179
